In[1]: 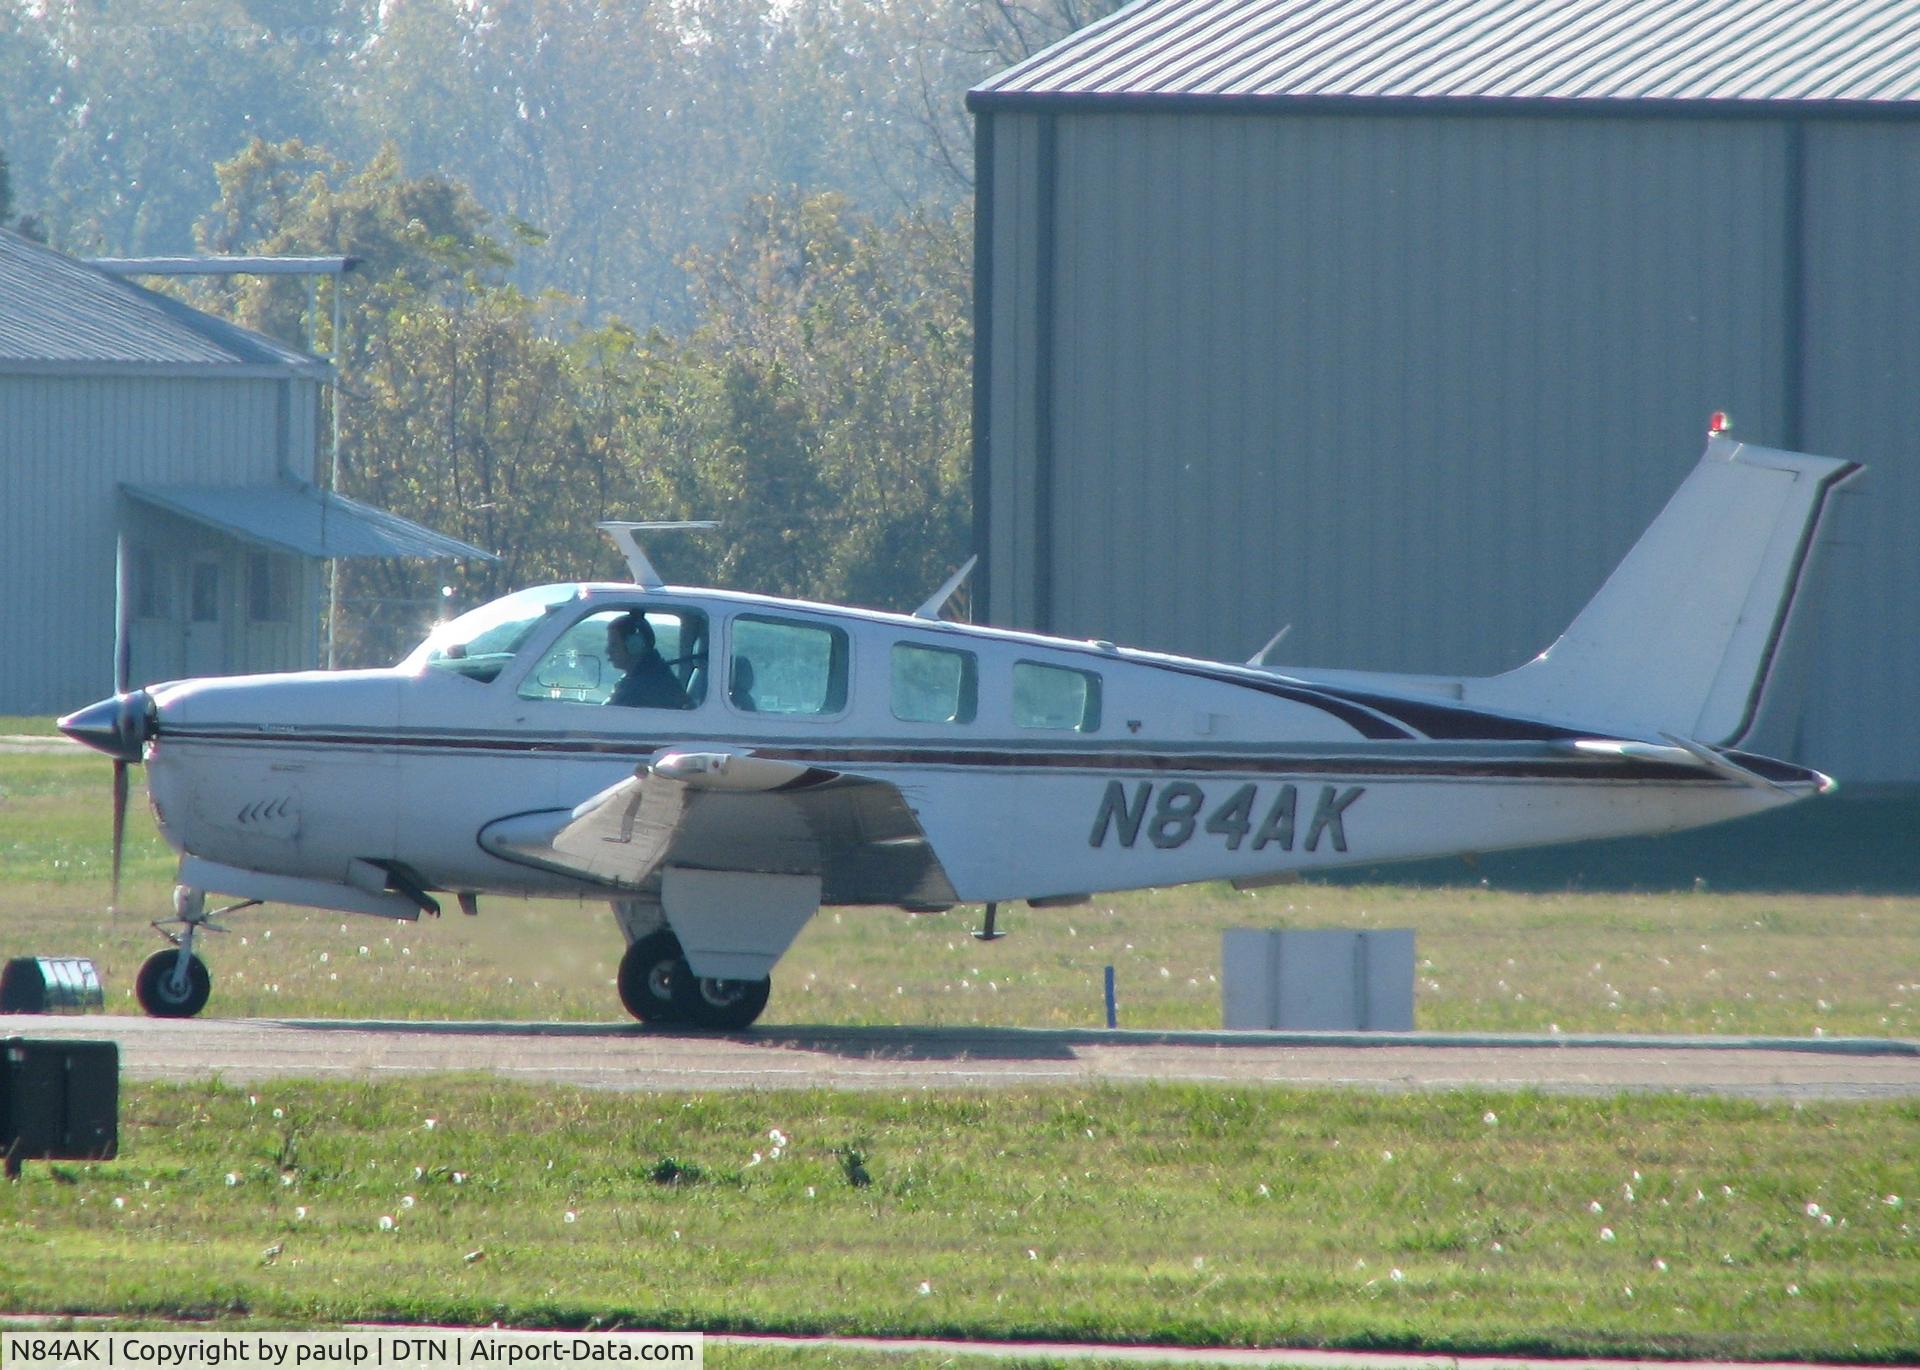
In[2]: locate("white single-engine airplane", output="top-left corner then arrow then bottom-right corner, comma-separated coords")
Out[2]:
61,425 -> 1859,1029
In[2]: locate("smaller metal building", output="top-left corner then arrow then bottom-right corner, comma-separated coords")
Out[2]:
968,0 -> 1920,790
0,230 -> 491,716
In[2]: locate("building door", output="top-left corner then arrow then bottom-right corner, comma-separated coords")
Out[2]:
185,556 -> 225,676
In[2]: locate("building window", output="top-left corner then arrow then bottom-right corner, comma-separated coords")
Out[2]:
189,562 -> 220,624
133,547 -> 173,620
248,552 -> 293,623
1013,660 -> 1102,732
729,615 -> 849,715
891,642 -> 977,724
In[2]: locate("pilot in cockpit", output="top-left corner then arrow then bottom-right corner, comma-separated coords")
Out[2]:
606,611 -> 688,709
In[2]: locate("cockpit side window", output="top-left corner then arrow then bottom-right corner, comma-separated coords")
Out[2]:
518,607 -> 709,708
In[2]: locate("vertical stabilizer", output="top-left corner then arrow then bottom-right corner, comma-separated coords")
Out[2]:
1465,434 -> 1860,746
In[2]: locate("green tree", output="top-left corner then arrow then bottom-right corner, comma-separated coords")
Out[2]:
0,7 -> 64,237
813,0 -> 1128,202
1,0 -> 1120,327
350,0 -> 766,325
616,191 -> 973,611
346,282 -> 612,658
191,136 -> 511,345
3,0 -> 353,253
341,0 -> 1101,327
190,151 -> 974,655
194,139 -> 613,662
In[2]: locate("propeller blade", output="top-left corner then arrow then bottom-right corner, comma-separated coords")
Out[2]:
113,615 -> 131,911
110,758 -> 129,913
58,691 -> 154,914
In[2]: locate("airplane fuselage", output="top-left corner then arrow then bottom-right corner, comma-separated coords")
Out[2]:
56,431 -> 1858,1024
137,583 -> 1816,912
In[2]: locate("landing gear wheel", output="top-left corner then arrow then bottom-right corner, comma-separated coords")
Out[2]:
136,949 -> 211,1018
671,969 -> 771,1031
618,930 -> 689,1025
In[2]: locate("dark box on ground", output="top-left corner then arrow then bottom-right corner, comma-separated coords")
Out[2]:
1,1037 -> 119,1176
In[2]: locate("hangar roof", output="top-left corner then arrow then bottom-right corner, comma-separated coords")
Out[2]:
969,0 -> 1920,110
0,229 -> 327,378
124,483 -> 499,561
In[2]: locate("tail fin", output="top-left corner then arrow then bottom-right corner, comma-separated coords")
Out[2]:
1467,433 -> 1861,746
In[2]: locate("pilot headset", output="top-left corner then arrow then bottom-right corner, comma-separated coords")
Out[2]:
619,613 -> 656,653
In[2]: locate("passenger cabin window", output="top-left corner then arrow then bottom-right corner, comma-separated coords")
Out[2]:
730,615 -> 848,716
1013,660 -> 1101,732
519,607 -> 709,708
891,642 -> 977,724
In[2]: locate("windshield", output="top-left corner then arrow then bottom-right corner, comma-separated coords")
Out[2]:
400,584 -> 581,683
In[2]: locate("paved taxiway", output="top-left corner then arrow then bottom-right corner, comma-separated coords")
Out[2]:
4,1016 -> 1916,1097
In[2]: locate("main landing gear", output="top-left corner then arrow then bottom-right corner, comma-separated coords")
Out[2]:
134,885 -> 257,1018
616,929 -> 771,1032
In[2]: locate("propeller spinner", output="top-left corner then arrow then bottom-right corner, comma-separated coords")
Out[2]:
57,689 -> 156,910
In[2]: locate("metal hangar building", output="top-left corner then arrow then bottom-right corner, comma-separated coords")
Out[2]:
0,229 -> 493,716
966,0 -> 1920,795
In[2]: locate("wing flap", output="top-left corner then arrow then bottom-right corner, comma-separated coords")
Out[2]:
478,749 -> 958,905
546,768 -> 689,889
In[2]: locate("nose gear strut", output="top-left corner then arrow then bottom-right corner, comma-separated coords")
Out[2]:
133,885 -> 260,1018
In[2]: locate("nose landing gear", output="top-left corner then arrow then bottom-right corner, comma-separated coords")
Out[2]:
133,885 -> 258,1018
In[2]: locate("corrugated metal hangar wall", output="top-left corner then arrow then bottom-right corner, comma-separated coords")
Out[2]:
0,373 -> 324,713
971,71 -> 1920,789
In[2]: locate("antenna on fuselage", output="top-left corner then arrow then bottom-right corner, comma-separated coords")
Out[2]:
913,554 -> 978,621
597,521 -> 719,589
1246,624 -> 1292,667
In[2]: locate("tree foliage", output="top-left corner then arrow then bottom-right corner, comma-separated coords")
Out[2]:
193,140 -> 615,661
195,144 -> 971,662
1,0 -> 1126,657
618,191 -> 974,609
0,0 -> 353,252
0,0 -> 1117,323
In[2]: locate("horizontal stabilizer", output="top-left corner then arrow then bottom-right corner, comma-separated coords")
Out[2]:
1558,735 -> 1833,795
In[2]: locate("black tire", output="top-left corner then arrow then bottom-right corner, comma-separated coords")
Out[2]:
136,949 -> 211,1018
670,967 -> 771,1031
617,930 -> 687,1025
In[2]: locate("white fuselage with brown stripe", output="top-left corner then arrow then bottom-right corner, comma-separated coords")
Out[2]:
137,583 -> 1823,907
59,430 -> 1856,1024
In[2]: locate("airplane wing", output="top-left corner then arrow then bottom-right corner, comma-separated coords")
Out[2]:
479,749 -> 960,907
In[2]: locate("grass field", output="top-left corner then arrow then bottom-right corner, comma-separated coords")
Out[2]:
3,744 -> 1916,1037
1,1079 -> 1915,1361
